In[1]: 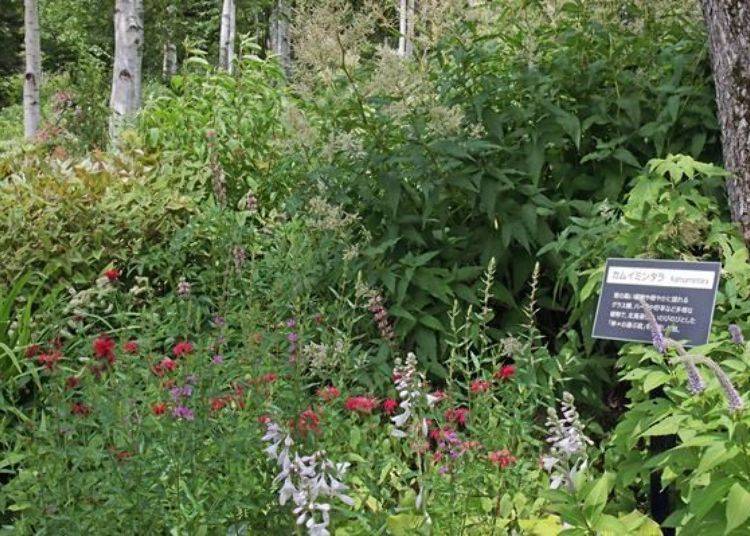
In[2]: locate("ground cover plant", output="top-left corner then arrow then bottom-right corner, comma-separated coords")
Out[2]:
2,0 -> 750,534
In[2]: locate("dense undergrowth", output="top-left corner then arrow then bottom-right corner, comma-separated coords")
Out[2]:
1,1 -> 749,534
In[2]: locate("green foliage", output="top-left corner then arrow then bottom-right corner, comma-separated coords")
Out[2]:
0,147 -> 196,290
139,46 -> 285,207
286,0 -> 720,364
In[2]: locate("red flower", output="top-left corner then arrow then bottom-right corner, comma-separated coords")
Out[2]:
260,372 -> 278,383
65,376 -> 80,390
93,335 -> 116,364
494,364 -> 516,381
123,340 -> 139,354
104,268 -> 121,282
210,397 -> 228,412
37,351 -> 63,370
172,341 -> 194,358
25,344 -> 41,358
258,415 -> 271,425
152,357 -> 177,377
344,395 -> 378,414
152,402 -> 167,415
296,407 -> 321,435
382,398 -> 398,415
115,450 -> 131,461
444,407 -> 469,427
317,385 -> 341,402
71,402 -> 91,416
488,449 -> 517,469
470,379 -> 490,393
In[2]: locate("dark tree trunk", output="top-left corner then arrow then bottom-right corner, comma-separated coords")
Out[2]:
701,0 -> 750,244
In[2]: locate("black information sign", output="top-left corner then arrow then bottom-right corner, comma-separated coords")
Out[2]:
592,258 -> 721,347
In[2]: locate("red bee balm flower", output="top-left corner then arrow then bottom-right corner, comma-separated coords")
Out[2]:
93,335 -> 116,364
344,396 -> 378,414
470,379 -> 491,393
172,341 -> 193,358
296,407 -> 321,435
488,449 -> 517,469
152,403 -> 167,416
72,402 -> 92,416
494,364 -> 516,381
317,385 -> 341,402
210,397 -> 228,412
260,373 -> 278,383
104,268 -> 121,282
444,407 -> 470,427
37,351 -> 63,370
65,376 -> 80,390
123,341 -> 139,354
382,398 -> 398,415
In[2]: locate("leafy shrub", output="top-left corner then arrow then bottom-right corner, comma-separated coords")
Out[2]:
0,147 -> 196,289
283,0 -> 720,367
138,45 -> 286,208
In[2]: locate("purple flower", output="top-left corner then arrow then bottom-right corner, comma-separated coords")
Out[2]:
684,360 -> 706,395
212,354 -> 224,365
729,324 -> 745,345
286,318 -> 297,329
212,315 -> 226,328
640,299 -> 666,353
287,332 -> 299,343
170,385 -> 193,401
438,466 -> 449,475
172,405 -> 195,421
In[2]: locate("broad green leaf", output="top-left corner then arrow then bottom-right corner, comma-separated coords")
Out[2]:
726,483 -> 750,534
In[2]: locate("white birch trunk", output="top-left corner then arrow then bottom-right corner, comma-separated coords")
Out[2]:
701,0 -> 750,244
23,0 -> 42,139
219,0 -> 236,73
269,0 -> 291,76
162,42 -> 177,80
397,0 -> 415,58
109,0 -> 144,140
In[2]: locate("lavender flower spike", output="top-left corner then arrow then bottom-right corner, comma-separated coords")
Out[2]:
684,359 -> 706,395
729,324 -> 745,345
639,298 -> 666,353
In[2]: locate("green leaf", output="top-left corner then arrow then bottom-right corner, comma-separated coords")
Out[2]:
386,514 -> 424,535
726,483 -> 750,534
643,371 -> 671,393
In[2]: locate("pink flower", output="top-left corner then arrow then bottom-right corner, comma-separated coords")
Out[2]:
494,364 -> 516,381
344,395 -> 378,414
488,449 -> 517,469
172,341 -> 194,358
444,407 -> 469,427
470,379 -> 490,393
123,340 -> 139,354
382,398 -> 398,415
317,385 -> 341,402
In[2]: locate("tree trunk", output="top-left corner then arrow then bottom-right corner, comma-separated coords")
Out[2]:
110,0 -> 144,140
397,0 -> 415,58
162,41 -> 177,80
23,0 -> 42,139
269,0 -> 291,76
701,0 -> 750,244
219,0 -> 236,73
